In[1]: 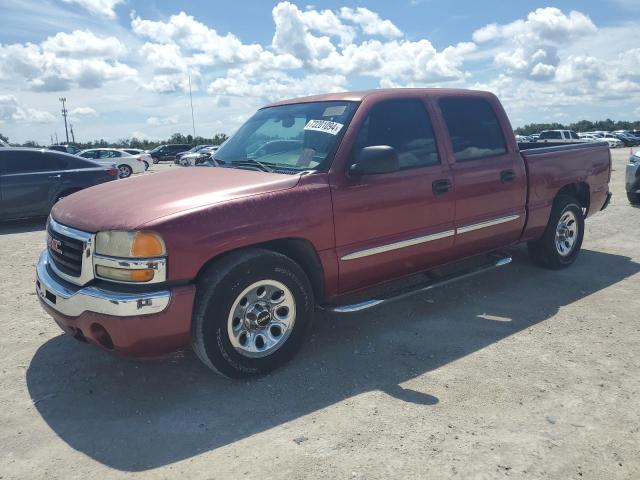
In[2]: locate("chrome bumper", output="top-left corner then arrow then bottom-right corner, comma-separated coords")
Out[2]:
36,251 -> 171,317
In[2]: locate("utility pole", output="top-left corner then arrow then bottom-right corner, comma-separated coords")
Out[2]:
50,134 -> 54,145
59,97 -> 69,144
70,123 -> 76,144
55,132 -> 59,144
188,75 -> 196,140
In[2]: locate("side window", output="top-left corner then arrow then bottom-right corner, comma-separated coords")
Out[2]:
570,131 -> 580,140
83,150 -> 98,159
352,99 -> 439,169
4,151 -> 67,173
439,97 -> 507,161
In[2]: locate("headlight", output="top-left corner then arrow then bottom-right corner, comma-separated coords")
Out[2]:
95,231 -> 166,258
94,231 -> 166,283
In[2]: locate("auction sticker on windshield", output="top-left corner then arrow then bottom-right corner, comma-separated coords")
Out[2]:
304,119 -> 344,135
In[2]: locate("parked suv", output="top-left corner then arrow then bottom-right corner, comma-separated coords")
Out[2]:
148,144 -> 192,163
537,130 -> 584,143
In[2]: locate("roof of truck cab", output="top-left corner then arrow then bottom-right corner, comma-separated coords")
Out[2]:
265,88 -> 494,107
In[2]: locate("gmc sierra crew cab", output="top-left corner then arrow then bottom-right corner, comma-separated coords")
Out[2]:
36,88 -> 612,378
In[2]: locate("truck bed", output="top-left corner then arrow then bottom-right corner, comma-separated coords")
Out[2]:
519,141 -> 611,241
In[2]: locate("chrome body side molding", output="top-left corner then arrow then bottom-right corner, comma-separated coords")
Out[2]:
340,230 -> 455,261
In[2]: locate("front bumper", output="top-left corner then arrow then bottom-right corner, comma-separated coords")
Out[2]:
36,251 -> 195,357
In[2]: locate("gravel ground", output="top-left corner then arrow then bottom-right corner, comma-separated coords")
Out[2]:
1,151 -> 639,480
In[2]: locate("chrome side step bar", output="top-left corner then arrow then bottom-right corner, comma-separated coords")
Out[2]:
320,252 -> 512,314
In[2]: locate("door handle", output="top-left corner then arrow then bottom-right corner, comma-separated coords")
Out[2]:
49,174 -> 61,179
432,179 -> 452,195
500,169 -> 516,183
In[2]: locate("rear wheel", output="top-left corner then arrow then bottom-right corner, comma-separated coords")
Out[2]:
118,164 -> 132,178
143,160 -> 149,170
191,249 -> 314,378
627,192 -> 640,204
528,195 -> 584,269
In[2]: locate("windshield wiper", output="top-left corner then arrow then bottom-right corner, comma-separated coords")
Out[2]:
228,158 -> 274,172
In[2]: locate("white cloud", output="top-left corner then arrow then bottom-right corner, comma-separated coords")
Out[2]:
146,115 -> 179,126
472,8 -> 596,79
0,30 -> 136,91
61,0 -> 123,19
339,7 -> 402,38
131,11 -> 263,65
0,95 -> 56,124
208,71 -> 347,103
41,30 -> 126,58
70,106 -> 98,118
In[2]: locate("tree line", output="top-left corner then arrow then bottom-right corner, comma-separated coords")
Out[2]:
0,132 -> 229,150
514,119 -> 640,136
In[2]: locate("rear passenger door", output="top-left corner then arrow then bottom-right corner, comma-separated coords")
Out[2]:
436,96 -> 526,256
0,150 -> 67,218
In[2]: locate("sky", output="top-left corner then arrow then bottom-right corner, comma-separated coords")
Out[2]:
1,0 -> 639,144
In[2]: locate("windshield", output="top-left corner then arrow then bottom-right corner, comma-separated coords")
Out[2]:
215,101 -> 358,172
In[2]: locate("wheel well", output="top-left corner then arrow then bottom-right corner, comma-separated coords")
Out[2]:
195,238 -> 325,302
557,182 -> 590,213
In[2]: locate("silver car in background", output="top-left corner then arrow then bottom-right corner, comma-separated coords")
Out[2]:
179,146 -> 219,166
626,151 -> 640,204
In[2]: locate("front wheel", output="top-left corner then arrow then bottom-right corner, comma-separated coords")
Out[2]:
143,160 -> 149,170
528,195 -> 584,269
191,249 -> 314,378
628,192 -> 640,204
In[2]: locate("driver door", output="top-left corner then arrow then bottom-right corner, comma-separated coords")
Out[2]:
330,98 -> 455,293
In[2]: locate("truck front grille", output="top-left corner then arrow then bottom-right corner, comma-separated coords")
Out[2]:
47,226 -> 84,277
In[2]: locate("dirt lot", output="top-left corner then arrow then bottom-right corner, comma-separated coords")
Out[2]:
1,151 -> 639,479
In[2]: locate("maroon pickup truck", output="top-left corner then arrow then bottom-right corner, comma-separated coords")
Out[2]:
36,88 -> 611,378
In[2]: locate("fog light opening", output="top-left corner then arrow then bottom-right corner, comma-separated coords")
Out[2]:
90,323 -> 114,350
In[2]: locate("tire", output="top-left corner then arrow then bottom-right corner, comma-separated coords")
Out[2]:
528,195 -> 584,269
143,160 -> 149,171
627,192 -> 640,204
152,158 -> 159,164
191,249 -> 314,378
118,164 -> 132,178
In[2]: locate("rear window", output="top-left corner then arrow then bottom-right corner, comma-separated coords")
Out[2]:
539,131 -> 562,140
439,97 -> 506,161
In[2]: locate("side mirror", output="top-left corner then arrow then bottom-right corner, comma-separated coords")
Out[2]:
349,145 -> 400,176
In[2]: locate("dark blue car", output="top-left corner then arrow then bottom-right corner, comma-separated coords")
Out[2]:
0,148 -> 118,221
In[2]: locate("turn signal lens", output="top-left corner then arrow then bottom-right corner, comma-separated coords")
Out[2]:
131,232 -> 165,257
96,265 -> 155,282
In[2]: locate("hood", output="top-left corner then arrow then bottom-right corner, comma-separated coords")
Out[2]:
52,167 -> 300,232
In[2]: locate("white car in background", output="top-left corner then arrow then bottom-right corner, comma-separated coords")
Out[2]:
119,148 -> 153,170
578,133 -> 622,148
77,148 -> 145,178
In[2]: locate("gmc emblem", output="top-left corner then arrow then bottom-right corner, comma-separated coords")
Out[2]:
49,236 -> 63,255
